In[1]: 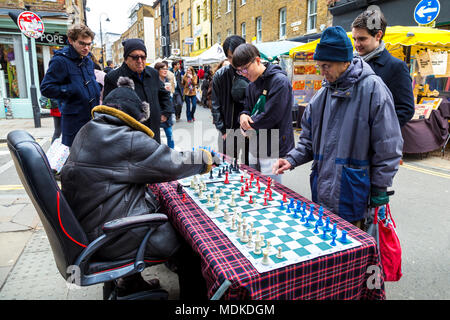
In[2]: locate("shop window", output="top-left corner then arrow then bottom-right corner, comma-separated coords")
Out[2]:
0,35 -> 28,99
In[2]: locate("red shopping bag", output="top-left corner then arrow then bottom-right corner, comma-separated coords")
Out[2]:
374,204 -> 403,281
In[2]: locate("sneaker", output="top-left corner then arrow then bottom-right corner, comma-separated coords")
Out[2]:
116,277 -> 160,297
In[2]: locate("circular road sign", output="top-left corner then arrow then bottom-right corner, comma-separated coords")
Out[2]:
17,11 -> 45,39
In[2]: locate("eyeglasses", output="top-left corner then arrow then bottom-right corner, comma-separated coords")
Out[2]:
76,40 -> 92,47
128,55 -> 147,61
236,59 -> 255,76
316,63 -> 333,71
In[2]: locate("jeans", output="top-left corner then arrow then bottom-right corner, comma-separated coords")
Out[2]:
185,95 -> 197,121
163,126 -> 174,149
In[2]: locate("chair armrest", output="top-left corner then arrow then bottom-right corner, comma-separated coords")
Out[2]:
102,213 -> 168,234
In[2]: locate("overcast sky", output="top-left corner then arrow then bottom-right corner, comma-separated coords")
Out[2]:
85,0 -> 155,44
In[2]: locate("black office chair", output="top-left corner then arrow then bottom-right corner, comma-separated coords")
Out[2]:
7,130 -> 170,300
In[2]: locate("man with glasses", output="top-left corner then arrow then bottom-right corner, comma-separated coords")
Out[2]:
41,24 -> 100,147
103,39 -> 172,144
272,26 -> 403,227
211,35 -> 250,165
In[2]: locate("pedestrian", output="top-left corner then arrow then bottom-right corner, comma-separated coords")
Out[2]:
40,24 -> 100,147
206,60 -> 230,110
352,9 -> 415,127
154,62 -> 175,149
234,43 -> 295,184
103,38 -> 173,144
61,76 -> 218,299
182,66 -> 198,122
272,26 -> 403,226
211,36 -> 250,166
91,54 -> 106,103
201,68 -> 212,107
104,60 -> 114,73
172,61 -> 184,121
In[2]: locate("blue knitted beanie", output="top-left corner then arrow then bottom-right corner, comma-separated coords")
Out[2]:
314,26 -> 353,62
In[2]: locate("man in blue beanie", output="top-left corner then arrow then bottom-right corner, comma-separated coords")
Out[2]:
273,26 -> 403,229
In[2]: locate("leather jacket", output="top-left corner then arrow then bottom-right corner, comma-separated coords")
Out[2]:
61,105 -> 212,260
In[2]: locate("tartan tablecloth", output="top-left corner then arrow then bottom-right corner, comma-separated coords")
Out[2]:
149,165 -> 385,300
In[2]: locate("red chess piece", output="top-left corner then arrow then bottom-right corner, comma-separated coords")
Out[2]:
250,173 -> 254,181
268,189 -> 273,201
282,193 -> 288,202
240,186 -> 245,196
263,197 -> 268,206
240,175 -> 244,183
245,182 -> 249,192
249,195 -> 253,204
257,185 -> 261,194
224,172 -> 230,184
182,193 -> 186,202
268,177 -> 272,187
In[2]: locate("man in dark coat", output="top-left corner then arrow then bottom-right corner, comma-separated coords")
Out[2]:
61,76 -> 216,298
40,24 -> 100,147
103,39 -> 172,143
211,35 -> 250,165
172,61 -> 184,121
352,10 -> 414,127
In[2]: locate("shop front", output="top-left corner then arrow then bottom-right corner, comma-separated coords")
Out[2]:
0,11 -> 68,119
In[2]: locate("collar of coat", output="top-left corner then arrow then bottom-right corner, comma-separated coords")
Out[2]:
91,105 -> 155,139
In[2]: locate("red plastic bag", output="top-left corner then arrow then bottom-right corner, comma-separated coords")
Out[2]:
374,204 -> 403,281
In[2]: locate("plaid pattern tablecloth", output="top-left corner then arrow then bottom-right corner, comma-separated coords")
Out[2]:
149,165 -> 385,300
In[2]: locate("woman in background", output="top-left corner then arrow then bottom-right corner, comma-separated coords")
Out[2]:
154,62 -> 175,149
182,66 -> 198,122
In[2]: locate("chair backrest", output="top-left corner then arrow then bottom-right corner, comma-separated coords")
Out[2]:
7,130 -> 89,279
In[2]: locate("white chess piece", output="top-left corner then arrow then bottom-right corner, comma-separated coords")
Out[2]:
254,240 -> 261,255
276,246 -> 283,259
241,225 -> 249,243
261,249 -> 270,265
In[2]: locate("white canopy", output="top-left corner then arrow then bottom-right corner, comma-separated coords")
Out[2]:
183,43 -> 227,66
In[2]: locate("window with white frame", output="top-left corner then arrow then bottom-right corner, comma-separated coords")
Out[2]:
256,16 -> 262,43
241,0 -> 246,5
227,0 -> 232,13
188,8 -> 191,24
279,7 -> 286,39
181,12 -> 184,28
307,0 -> 317,32
241,22 -> 246,40
217,0 -> 221,17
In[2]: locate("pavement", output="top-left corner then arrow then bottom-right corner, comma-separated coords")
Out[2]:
0,108 -> 449,300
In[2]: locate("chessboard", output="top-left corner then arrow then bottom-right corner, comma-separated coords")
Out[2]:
179,163 -> 362,273
178,160 -> 243,187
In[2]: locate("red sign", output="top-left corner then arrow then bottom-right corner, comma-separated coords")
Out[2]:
17,11 -> 45,39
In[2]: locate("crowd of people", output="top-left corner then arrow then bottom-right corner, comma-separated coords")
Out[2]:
38,8 -> 412,299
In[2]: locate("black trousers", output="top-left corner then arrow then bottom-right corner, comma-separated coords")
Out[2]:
52,116 -> 62,144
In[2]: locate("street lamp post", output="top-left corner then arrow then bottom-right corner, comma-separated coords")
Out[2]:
99,13 -> 110,68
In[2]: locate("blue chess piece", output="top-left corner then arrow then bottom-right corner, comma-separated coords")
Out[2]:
286,206 -> 291,214
279,200 -> 285,210
330,233 -> 337,246
289,198 -> 295,208
331,223 -> 337,237
300,208 -> 307,222
313,221 -> 320,234
296,200 -> 302,211
321,227 -> 328,240
307,204 -> 316,222
324,217 -> 331,232
340,230 -> 349,244
293,209 -> 299,219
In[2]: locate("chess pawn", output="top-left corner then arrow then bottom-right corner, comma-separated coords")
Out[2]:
276,247 -> 283,259
247,231 -> 254,248
254,240 -> 262,255
231,216 -> 237,230
237,220 -> 243,238
259,235 -> 265,248
241,225 -> 249,243
223,209 -> 229,222
261,249 -> 270,265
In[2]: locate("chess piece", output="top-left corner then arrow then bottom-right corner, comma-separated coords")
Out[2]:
276,247 -> 283,259
254,241 -> 261,255
261,249 -> 270,265
249,195 -> 253,204
182,193 -> 186,202
224,172 -> 230,184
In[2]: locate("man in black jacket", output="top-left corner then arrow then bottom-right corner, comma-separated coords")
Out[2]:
103,39 -> 173,143
211,35 -> 250,165
352,10 -> 414,127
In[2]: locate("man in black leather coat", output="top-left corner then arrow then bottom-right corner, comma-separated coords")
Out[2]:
61,77 -> 215,299
211,35 -> 250,165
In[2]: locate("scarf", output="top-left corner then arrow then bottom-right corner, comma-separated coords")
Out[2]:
356,41 -> 385,62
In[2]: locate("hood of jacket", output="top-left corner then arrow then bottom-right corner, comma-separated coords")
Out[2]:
54,44 -> 92,62
256,63 -> 287,85
322,57 -> 375,97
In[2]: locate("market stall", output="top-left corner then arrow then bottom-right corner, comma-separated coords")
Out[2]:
182,43 -> 226,66
289,26 -> 450,153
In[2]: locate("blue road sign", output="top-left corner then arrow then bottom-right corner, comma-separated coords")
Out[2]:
414,0 -> 440,25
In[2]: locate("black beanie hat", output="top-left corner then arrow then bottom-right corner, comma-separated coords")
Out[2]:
103,77 -> 150,122
122,38 -> 147,59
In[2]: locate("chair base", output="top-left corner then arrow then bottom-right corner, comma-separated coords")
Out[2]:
103,281 -> 169,300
